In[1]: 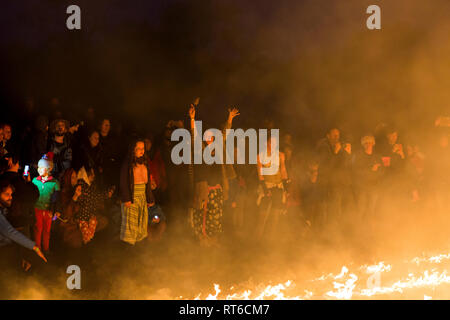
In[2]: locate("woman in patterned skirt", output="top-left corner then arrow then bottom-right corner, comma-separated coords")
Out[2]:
119,139 -> 155,245
189,105 -> 240,246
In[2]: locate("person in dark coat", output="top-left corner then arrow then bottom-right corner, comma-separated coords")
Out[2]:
99,118 -> 120,188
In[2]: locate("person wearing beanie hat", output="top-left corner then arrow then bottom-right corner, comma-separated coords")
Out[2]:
38,152 -> 54,171
32,152 -> 61,253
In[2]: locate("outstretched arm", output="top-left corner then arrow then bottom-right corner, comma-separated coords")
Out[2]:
225,107 -> 240,130
0,213 -> 35,250
0,212 -> 48,262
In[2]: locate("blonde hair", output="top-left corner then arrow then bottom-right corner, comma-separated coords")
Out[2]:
77,167 -> 92,186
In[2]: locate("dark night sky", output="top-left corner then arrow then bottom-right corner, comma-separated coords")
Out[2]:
1,0 -> 449,142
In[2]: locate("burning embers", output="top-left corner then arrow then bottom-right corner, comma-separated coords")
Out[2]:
184,251 -> 450,300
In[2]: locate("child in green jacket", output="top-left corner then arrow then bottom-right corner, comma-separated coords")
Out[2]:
32,153 -> 61,253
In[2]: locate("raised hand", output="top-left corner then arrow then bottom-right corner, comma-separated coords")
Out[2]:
73,185 -> 82,201
193,97 -> 200,106
343,143 -> 352,154
372,163 -> 381,172
228,107 -> 240,120
33,246 -> 47,263
334,141 -> 342,154
150,177 -> 157,190
107,186 -> 115,198
393,143 -> 405,158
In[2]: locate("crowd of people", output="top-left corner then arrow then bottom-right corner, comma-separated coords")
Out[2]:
1,96 -> 450,273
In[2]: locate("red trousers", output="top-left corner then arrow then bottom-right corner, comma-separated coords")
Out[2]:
34,208 -> 53,252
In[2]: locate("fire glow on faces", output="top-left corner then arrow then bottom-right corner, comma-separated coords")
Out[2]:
55,121 -> 67,136
89,131 -> 100,148
327,129 -> 340,145
135,141 -> 145,158
2,125 -> 11,141
37,166 -> 50,177
100,119 -> 111,136
0,186 -> 13,208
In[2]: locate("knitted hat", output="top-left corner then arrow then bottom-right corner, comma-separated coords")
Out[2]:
38,152 -> 54,170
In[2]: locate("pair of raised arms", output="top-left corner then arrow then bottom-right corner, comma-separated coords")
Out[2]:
188,97 -> 240,122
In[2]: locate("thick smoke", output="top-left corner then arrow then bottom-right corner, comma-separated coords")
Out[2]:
1,0 -> 450,299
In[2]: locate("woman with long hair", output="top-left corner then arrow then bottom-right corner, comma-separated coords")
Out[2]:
190,105 -> 239,246
119,139 -> 155,245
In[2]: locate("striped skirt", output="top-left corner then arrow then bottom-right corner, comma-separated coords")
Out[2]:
120,184 -> 148,245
